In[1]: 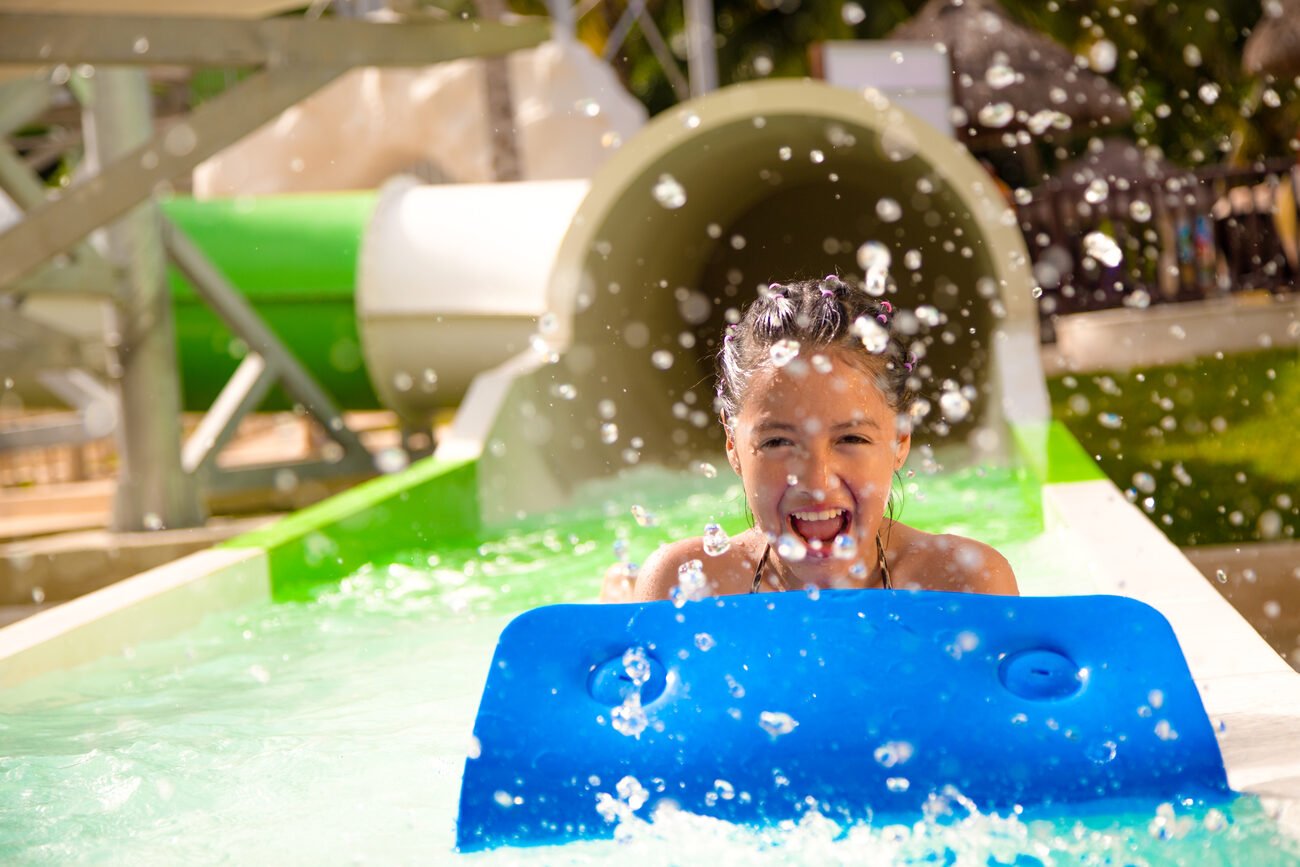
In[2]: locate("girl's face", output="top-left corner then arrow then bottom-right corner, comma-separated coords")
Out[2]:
725,347 -> 910,588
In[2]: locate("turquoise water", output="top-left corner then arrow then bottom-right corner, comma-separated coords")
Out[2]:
1,465 -> 1296,864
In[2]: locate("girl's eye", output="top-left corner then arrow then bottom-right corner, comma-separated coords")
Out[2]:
840,435 -> 872,445
759,437 -> 793,449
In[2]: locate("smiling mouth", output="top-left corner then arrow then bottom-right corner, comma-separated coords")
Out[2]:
789,508 -> 851,553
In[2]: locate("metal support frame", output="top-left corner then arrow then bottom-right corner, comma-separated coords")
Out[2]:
162,219 -> 374,490
0,11 -> 548,526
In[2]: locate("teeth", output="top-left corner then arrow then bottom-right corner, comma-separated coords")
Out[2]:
790,508 -> 847,522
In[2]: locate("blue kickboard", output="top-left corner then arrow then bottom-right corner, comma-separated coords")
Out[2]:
456,591 -> 1229,850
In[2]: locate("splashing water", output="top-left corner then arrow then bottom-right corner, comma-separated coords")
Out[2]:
673,559 -> 709,607
777,534 -> 807,562
856,240 -> 891,273
851,316 -> 890,354
769,339 -> 801,368
632,505 -> 658,527
652,174 -> 687,209
758,711 -> 799,738
703,523 -> 731,556
1084,232 -> 1123,268
832,533 -> 857,560
874,740 -> 915,768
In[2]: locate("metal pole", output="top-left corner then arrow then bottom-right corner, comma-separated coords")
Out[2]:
683,0 -> 718,97
546,0 -> 576,42
84,67 -> 205,531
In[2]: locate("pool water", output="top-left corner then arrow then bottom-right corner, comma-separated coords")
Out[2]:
1,465 -> 1297,865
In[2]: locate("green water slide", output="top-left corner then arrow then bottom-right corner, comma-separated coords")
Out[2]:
161,192 -> 378,411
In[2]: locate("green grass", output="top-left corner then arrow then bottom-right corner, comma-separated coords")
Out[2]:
1047,347 -> 1300,547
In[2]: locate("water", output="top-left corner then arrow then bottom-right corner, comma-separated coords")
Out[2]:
1,466 -> 1296,864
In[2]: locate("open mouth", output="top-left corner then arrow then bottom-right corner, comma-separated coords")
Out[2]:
788,508 -> 851,555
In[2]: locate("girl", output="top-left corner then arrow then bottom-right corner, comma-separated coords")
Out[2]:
607,274 -> 1018,602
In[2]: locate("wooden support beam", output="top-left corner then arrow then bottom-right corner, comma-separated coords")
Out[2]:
0,14 -> 549,69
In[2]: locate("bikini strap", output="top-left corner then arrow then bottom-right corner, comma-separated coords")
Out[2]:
750,536 -> 891,592
750,543 -> 772,593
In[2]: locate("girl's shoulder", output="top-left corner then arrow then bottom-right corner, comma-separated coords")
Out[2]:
889,523 -> 1019,595
633,529 -> 767,601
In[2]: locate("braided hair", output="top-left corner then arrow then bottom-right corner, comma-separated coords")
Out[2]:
715,274 -> 919,427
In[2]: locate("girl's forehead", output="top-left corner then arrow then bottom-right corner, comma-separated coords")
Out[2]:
740,352 -> 892,419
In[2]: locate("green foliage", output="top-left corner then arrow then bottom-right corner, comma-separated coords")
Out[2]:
1048,347 -> 1300,547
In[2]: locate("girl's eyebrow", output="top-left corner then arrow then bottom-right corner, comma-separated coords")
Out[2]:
755,419 -> 881,433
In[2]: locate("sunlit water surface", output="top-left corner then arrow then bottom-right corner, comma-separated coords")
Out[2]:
1,465 -> 1296,865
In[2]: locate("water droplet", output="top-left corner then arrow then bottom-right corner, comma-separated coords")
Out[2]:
1132,472 -> 1156,494
841,2 -> 866,25
30,586 -> 45,604
939,388 -> 971,423
162,123 -> 198,157
915,305 -> 941,327
1154,719 -> 1178,741
374,447 -> 409,474
132,36 -> 150,55
809,149 -> 825,164
850,316 -> 890,354
777,533 -> 807,562
886,777 -> 911,792
1031,286 -> 1044,299
494,790 -> 514,807
977,102 -> 1014,128
1088,739 -> 1118,764
612,692 -> 648,737
1198,82 -> 1220,105
874,741 -> 914,767
651,349 -> 674,370
1089,39 -> 1117,72
1215,569 -> 1228,584
681,112 -> 701,130
673,559 -> 708,606
617,775 -> 650,810
694,461 -> 718,478
1097,411 -> 1123,430
703,523 -> 731,556
759,711 -> 799,738
601,422 -> 619,444
249,664 -> 271,684
985,62 -> 1016,90
554,383 -> 577,400
856,240 -> 891,272
1084,231 -> 1123,267
725,673 -> 745,698
143,512 -> 164,531
769,339 -> 801,368
652,174 -> 687,209
903,249 -> 922,270
695,632 -> 716,651
1183,44 -> 1202,67
811,354 -> 833,373
875,198 -> 902,223
623,646 -> 652,686
832,533 -> 857,560
631,505 -> 657,527
1084,178 -> 1109,204
576,98 -> 601,117
778,146 -> 792,161
1129,200 -> 1152,222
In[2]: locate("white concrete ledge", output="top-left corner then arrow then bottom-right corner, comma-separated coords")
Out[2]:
0,546 -> 269,688
1040,479 -> 1300,799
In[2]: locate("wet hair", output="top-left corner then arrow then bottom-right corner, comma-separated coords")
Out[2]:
715,274 -> 918,427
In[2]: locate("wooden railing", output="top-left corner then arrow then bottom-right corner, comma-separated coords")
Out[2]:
1014,158 -> 1300,341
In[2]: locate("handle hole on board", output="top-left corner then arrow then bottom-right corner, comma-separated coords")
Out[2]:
588,653 -> 668,706
999,649 -> 1084,701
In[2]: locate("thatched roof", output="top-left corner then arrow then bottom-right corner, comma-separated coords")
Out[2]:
890,0 -> 1131,147
1244,0 -> 1300,78
1059,138 -> 1174,185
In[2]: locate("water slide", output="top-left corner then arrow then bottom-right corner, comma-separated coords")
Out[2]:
4,79 -> 1300,852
